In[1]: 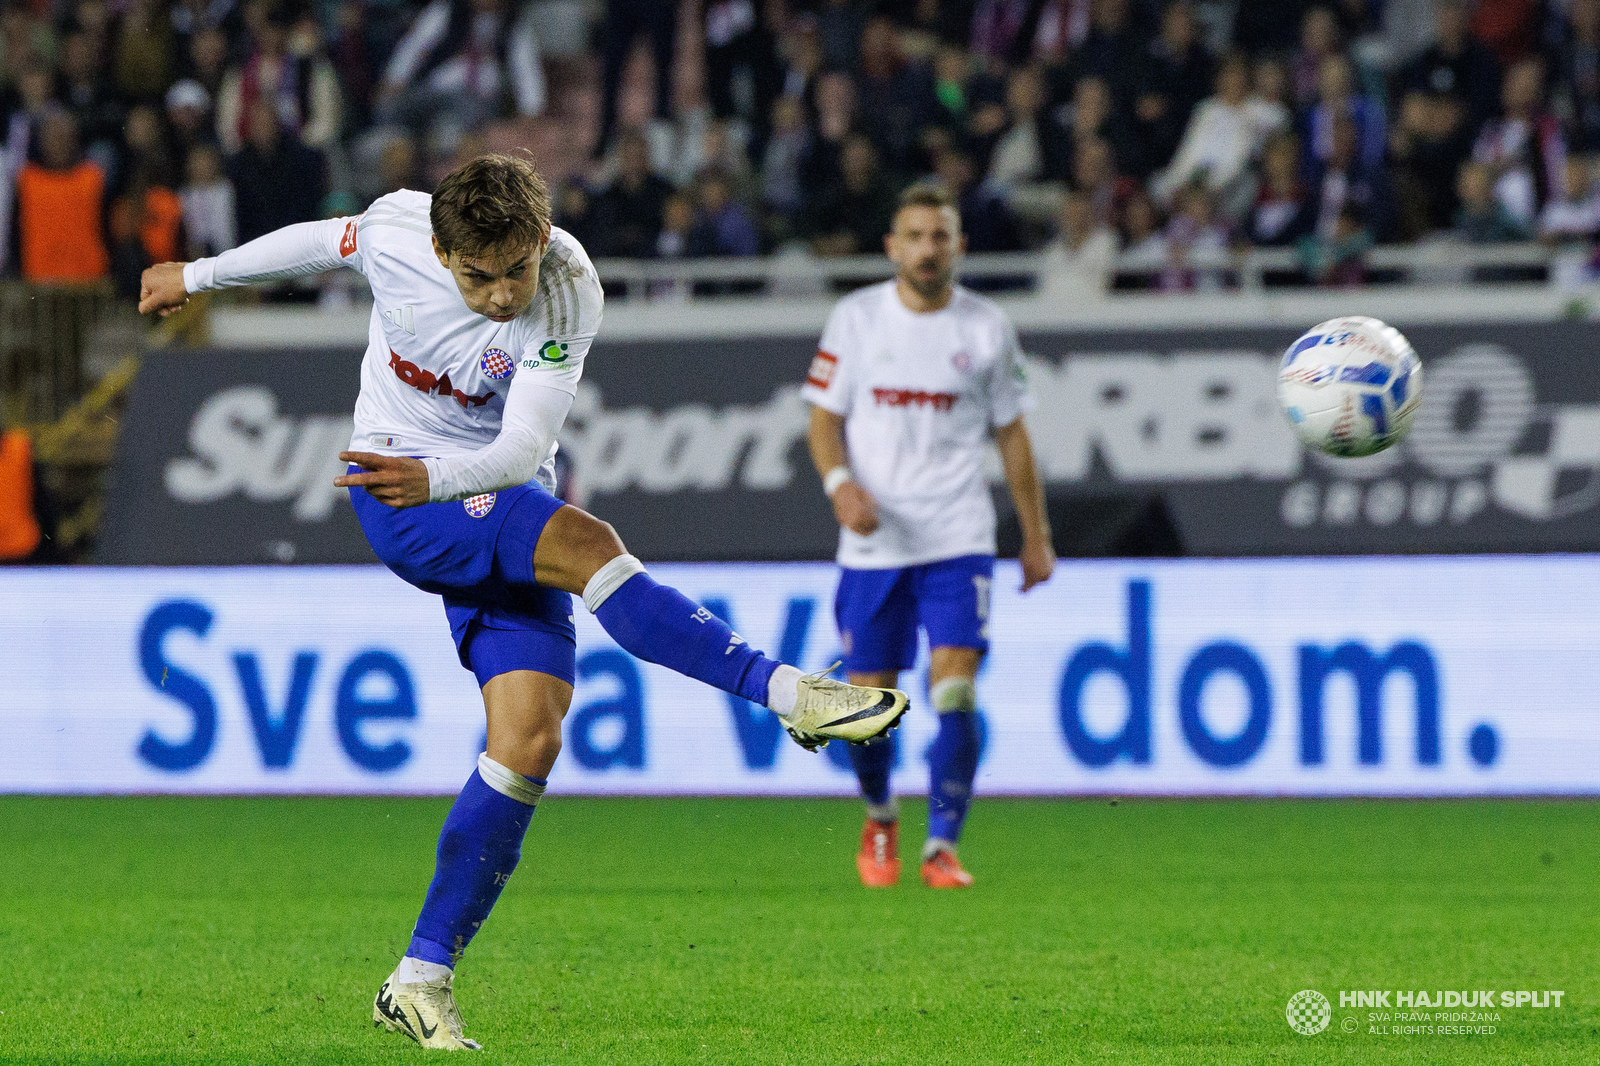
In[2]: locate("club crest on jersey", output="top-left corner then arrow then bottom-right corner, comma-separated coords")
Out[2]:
480,347 -> 515,379
464,493 -> 497,518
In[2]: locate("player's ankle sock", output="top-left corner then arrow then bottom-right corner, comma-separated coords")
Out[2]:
584,557 -> 779,706
848,734 -> 896,806
925,678 -> 980,844
407,754 -> 545,967
395,956 -> 452,984
922,837 -> 957,862
865,797 -> 900,824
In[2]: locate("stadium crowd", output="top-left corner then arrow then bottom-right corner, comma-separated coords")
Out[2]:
0,0 -> 1595,296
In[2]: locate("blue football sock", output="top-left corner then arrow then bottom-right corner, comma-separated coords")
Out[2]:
849,734 -> 895,806
407,762 -> 541,968
926,710 -> 981,845
592,570 -> 779,706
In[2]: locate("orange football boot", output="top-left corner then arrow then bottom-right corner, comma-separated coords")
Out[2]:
920,847 -> 974,889
856,818 -> 901,887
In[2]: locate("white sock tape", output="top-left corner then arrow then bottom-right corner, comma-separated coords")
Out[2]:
582,553 -> 647,613
477,752 -> 548,807
930,677 -> 977,714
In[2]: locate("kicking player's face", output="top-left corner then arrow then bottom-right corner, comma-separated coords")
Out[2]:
886,205 -> 963,300
435,236 -> 546,322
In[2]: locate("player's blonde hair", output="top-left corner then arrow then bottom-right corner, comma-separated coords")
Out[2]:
431,153 -> 552,258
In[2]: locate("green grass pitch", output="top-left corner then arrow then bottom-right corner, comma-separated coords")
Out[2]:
0,795 -> 1594,1064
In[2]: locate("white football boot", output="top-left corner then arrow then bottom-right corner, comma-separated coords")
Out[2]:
373,970 -> 483,1051
780,665 -> 908,751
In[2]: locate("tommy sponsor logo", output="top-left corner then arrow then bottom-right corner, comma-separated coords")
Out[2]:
807,350 -> 837,389
464,493 -> 496,518
872,387 -> 958,411
339,219 -> 358,257
389,350 -> 495,408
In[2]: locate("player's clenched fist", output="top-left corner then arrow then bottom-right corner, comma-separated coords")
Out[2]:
336,452 -> 432,508
831,480 -> 879,535
138,262 -> 191,316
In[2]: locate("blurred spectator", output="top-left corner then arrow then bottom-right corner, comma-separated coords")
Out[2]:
1252,55 -> 1293,115
802,132 -> 896,256
819,0 -> 869,71
227,98 -> 324,242
704,0 -> 778,158
1077,0 -> 1143,106
1550,0 -> 1600,152
1453,158 -> 1530,239
1037,186 -> 1118,297
374,134 -> 420,199
597,0 -> 675,155
0,416 -> 42,563
853,16 -> 935,176
553,179 -> 598,248
1158,182 -> 1229,290
378,0 -> 544,151
1234,0 -> 1314,54
57,29 -> 124,171
686,168 -> 760,256
186,26 -> 230,99
775,16 -> 823,103
1071,134 -> 1123,225
1133,1 -> 1213,178
656,189 -> 694,258
1297,202 -> 1372,286
1306,54 -> 1386,172
1397,0 -> 1501,134
761,95 -> 808,230
1118,187 -> 1165,268
937,145 -> 1019,250
1471,0 -> 1539,65
109,167 -> 184,297
1025,0 -> 1095,67
120,104 -> 174,189
1390,89 -> 1473,239
1152,54 -> 1287,210
800,70 -> 858,195
217,2 -> 340,154
326,0 -> 378,130
164,79 -> 213,156
1061,75 -> 1137,175
1246,130 -> 1312,246
1291,6 -> 1342,110
592,126 -> 674,258
1471,56 -> 1565,226
986,65 -> 1071,226
16,110 -> 109,283
113,0 -> 176,101
1537,155 -> 1600,242
1305,112 -> 1392,241
180,141 -> 235,257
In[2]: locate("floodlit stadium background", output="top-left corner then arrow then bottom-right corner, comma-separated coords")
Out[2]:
4,0 -> 1600,801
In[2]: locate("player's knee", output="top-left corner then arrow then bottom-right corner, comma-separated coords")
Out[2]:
930,676 -> 977,715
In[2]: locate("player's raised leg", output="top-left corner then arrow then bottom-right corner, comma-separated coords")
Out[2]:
375,667 -> 569,1051
532,505 -> 907,748
920,646 -> 983,889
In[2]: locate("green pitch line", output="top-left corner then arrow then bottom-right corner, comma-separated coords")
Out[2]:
0,795 -> 1594,1065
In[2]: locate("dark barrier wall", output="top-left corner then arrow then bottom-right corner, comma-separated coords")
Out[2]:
101,322 -> 1600,563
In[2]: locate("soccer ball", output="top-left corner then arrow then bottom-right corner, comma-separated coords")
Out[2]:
1277,316 -> 1423,457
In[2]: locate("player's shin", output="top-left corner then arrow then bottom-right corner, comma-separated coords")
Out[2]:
583,555 -> 781,706
849,734 -> 897,819
403,754 -> 545,975
925,677 -> 980,850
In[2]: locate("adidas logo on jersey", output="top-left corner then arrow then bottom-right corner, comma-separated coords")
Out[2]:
382,305 -> 416,335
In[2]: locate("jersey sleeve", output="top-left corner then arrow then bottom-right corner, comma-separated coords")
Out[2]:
183,215 -> 364,292
987,318 -> 1035,428
511,239 -> 605,399
801,303 -> 856,415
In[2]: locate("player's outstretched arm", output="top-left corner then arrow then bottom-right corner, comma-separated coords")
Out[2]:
139,217 -> 363,316
994,416 -> 1055,592
807,404 -> 878,535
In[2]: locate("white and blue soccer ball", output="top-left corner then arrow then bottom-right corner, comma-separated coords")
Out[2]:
1278,316 -> 1423,457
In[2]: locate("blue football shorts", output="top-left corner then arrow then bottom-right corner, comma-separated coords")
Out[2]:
834,553 -> 995,674
349,470 -> 576,688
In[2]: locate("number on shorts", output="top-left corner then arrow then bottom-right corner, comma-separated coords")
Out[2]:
972,575 -> 991,621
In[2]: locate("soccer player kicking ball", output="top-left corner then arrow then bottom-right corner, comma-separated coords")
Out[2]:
138,154 -> 906,1051
803,183 -> 1054,890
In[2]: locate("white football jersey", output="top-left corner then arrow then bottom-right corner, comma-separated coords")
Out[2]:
184,189 -> 602,499
802,280 -> 1034,569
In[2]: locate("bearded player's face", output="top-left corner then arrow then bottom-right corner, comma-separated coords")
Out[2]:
885,204 -> 963,301
434,236 -> 546,322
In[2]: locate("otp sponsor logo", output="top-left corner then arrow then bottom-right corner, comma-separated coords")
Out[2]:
872,387 -> 958,411
806,350 -> 837,389
388,350 -> 495,408
339,219 -> 358,258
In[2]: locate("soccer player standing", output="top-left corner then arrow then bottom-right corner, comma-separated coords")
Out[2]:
138,154 -> 906,1050
803,184 -> 1055,890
